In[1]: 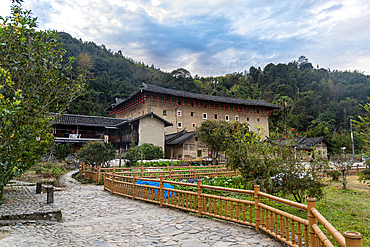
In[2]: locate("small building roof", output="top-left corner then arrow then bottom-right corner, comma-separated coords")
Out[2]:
108,83 -> 280,110
166,129 -> 196,145
296,136 -> 332,150
115,112 -> 173,127
53,114 -> 126,127
269,136 -> 332,151
53,112 -> 172,128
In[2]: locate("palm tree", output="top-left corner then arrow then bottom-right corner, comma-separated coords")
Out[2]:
274,96 -> 294,136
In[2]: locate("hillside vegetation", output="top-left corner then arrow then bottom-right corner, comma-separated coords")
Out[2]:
58,33 -> 370,154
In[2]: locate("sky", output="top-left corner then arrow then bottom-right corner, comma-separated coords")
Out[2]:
1,0 -> 370,77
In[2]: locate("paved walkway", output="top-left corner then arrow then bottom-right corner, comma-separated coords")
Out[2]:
0,171 -> 284,247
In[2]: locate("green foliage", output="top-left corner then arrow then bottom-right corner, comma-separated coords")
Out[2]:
196,120 -> 232,163
54,143 -> 72,160
326,170 -> 341,181
133,160 -> 179,167
358,169 -> 370,186
354,99 -> 370,160
224,122 -> 327,203
57,32 -> 165,116
54,34 -> 370,152
0,2 -> 85,200
124,142 -> 164,167
77,141 -> 116,168
202,175 -> 245,189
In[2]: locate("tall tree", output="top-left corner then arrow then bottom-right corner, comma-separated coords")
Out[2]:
274,96 -> 294,136
0,1 -> 85,199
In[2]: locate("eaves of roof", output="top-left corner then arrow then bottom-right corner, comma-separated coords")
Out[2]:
114,112 -> 173,127
53,114 -> 126,127
108,83 -> 281,111
166,130 -> 196,145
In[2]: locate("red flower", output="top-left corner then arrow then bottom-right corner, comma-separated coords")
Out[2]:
294,130 -> 297,132
290,129 -> 292,131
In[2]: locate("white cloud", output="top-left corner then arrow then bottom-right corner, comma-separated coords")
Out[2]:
1,0 -> 370,76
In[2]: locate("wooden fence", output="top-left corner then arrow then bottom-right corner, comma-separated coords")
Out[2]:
79,162 -> 237,183
104,173 -> 362,247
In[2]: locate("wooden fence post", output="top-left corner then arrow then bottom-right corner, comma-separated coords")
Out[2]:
344,231 -> 362,247
104,171 -> 107,190
83,163 -> 87,178
97,166 -> 101,183
160,176 -> 164,207
111,170 -> 115,195
307,198 -> 317,247
197,180 -> 203,217
79,163 -> 83,177
133,174 -> 137,200
254,185 -> 261,232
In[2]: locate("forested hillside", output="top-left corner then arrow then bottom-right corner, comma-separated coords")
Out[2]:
58,33 -> 370,153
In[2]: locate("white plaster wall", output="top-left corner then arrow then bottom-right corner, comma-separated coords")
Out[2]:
138,116 -> 165,150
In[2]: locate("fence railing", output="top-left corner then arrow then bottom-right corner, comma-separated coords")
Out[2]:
103,173 -> 362,247
79,162 -> 236,183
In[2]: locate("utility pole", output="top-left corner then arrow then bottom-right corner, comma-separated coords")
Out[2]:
350,119 -> 355,160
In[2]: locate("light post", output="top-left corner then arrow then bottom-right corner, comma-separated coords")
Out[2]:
339,147 -> 348,189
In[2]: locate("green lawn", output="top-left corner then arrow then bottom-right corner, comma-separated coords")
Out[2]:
257,177 -> 370,246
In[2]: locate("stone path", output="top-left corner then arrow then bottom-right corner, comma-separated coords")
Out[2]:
0,171 -> 284,247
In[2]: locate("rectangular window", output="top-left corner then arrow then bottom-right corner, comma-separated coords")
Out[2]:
225,115 -> 229,121
163,110 -> 166,116
235,116 -> 239,121
177,110 -> 181,116
203,113 -> 207,119
197,150 -> 202,157
257,118 -> 260,122
214,114 -> 218,119
178,122 -> 182,128
192,123 -> 196,128
191,112 -> 194,116
247,118 -> 249,121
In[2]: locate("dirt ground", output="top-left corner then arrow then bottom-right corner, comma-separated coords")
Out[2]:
327,175 -> 370,191
14,161 -> 76,186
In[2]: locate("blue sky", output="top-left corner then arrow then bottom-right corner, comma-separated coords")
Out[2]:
1,0 -> 370,77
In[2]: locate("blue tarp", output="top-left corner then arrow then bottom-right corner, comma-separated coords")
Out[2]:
136,180 -> 175,199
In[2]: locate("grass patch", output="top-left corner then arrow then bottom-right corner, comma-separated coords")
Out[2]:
172,175 -> 370,246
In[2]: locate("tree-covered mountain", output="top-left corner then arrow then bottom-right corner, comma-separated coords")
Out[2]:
58,32 -> 166,116
58,33 -> 370,153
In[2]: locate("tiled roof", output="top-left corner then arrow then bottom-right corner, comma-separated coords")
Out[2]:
109,83 -> 280,110
166,129 -> 196,145
269,136 -> 332,150
53,112 -> 172,128
53,114 -> 127,127
116,112 -> 173,127
296,136 -> 332,150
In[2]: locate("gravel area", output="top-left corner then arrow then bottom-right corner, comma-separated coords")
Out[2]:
0,171 -> 284,247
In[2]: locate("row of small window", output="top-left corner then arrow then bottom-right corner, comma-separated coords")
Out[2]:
177,119 -> 260,128
165,110 -> 248,122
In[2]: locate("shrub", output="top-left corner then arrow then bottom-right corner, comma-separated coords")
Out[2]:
358,169 -> 370,185
54,143 -> 72,160
326,170 -> 341,181
125,143 -> 164,167
77,141 -> 116,167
